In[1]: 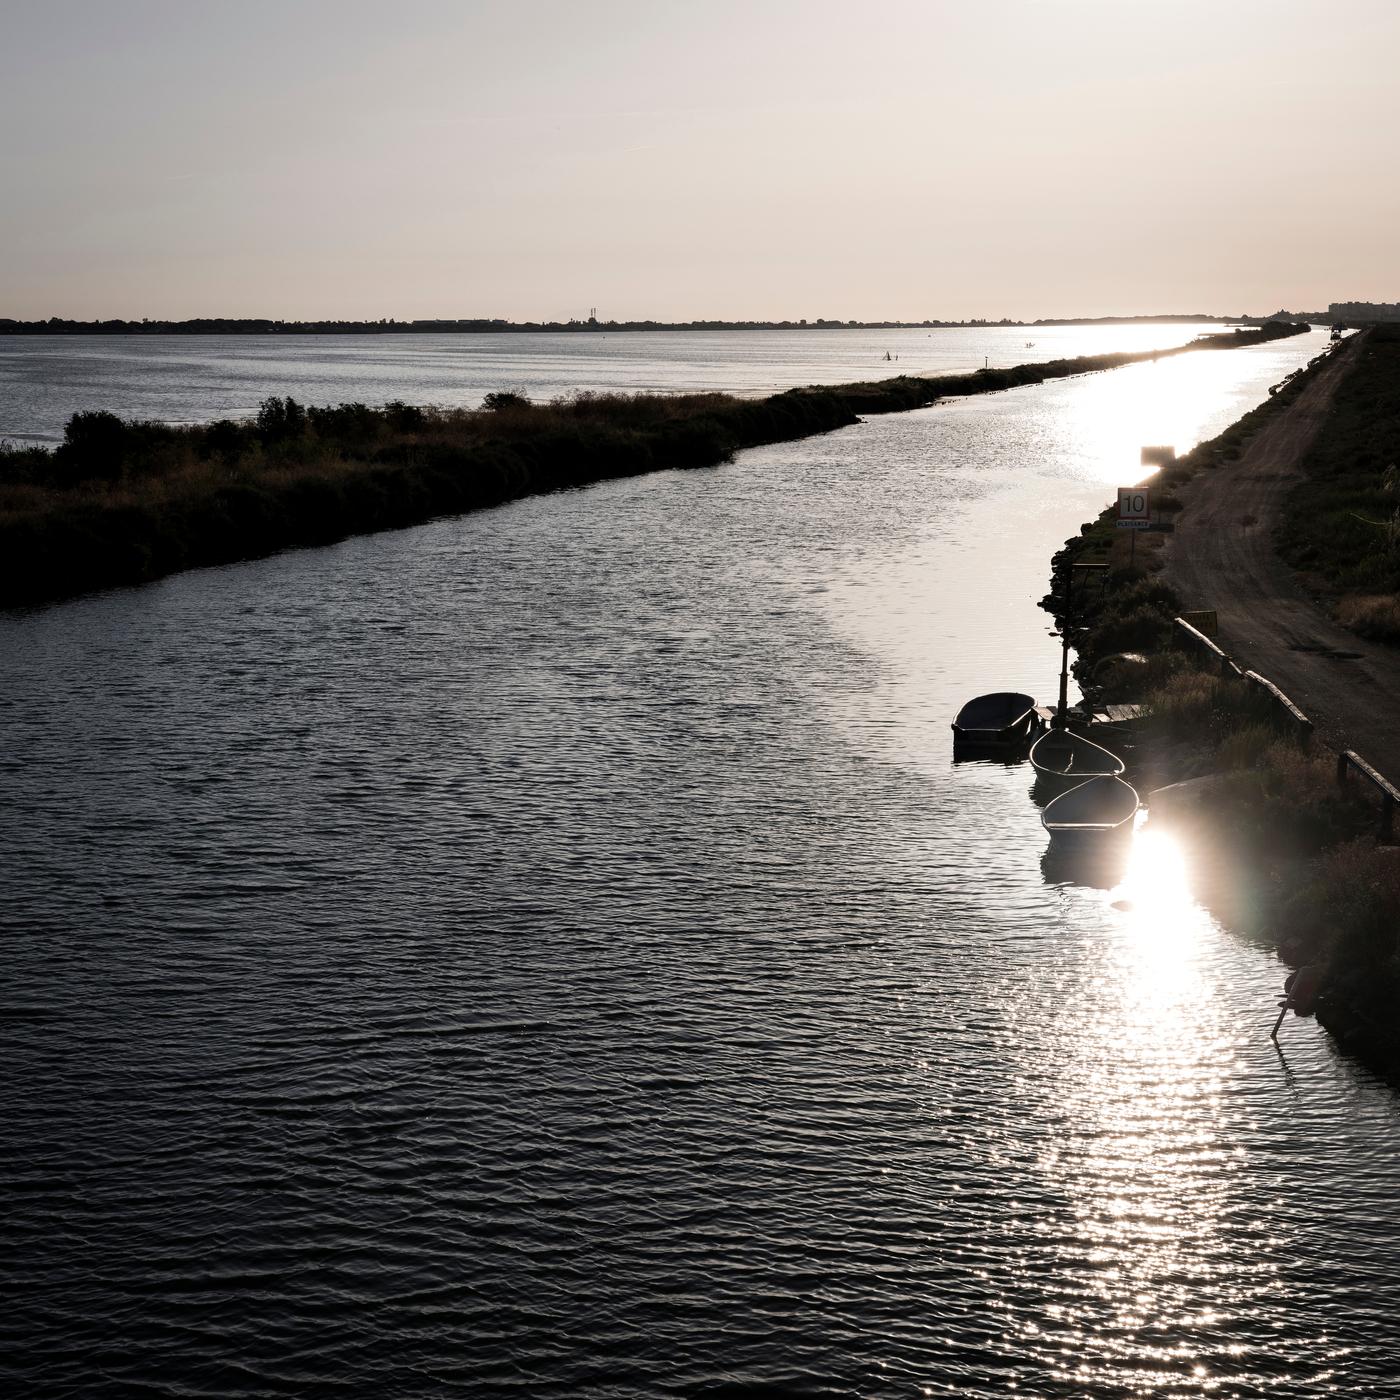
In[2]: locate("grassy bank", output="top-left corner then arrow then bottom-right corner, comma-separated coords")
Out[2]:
1276,324 -> 1400,639
0,320 -> 1306,611
1043,345 -> 1400,1075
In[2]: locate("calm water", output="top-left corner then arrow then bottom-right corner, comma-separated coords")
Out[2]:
1,322 -> 1230,443
6,326 -> 1399,1398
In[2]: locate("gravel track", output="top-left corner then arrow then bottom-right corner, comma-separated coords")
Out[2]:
1164,335 -> 1400,781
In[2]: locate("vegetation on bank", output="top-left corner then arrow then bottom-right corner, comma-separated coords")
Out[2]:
1043,340 -> 1400,1072
0,322 -> 1306,611
1277,324 -> 1400,639
0,388 -> 856,607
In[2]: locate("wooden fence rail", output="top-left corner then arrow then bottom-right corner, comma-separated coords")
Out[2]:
1174,617 -> 1242,677
1243,670 -> 1314,747
1174,620 -> 1314,739
1337,749 -> 1400,843
1172,618 -> 1398,842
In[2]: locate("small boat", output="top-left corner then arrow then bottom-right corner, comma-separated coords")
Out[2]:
952,692 -> 1039,749
1029,728 -> 1125,783
1041,775 -> 1139,839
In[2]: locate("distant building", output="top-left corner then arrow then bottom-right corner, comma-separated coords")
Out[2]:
1329,301 -> 1400,322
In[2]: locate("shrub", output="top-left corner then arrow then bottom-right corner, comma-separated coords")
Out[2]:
1217,722 -> 1281,772
1151,669 -> 1223,735
1282,841 -> 1400,964
383,400 -> 426,432
1337,593 -> 1400,640
49,411 -> 180,484
198,419 -> 249,463
306,402 -> 379,444
0,440 -> 57,487
256,396 -> 307,443
55,410 -> 130,482
1214,741 -> 1372,858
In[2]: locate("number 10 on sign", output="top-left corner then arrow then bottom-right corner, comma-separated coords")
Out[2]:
1117,488 -> 1150,528
1118,487 -> 1150,567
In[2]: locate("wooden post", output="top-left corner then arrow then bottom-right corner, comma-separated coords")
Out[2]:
1056,572 -> 1072,728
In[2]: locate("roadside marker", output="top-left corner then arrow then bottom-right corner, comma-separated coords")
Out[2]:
1117,487 -> 1150,567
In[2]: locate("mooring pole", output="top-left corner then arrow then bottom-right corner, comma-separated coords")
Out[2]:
1056,630 -> 1070,729
1056,569 -> 1072,729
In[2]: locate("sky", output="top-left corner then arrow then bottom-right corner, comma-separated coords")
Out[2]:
2,0 -> 1397,322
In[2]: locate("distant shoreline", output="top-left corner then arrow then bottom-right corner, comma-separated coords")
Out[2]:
0,313 -> 1307,337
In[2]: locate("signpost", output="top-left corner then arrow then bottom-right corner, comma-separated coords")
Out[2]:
1117,487 -> 1150,568
1117,487 -> 1151,527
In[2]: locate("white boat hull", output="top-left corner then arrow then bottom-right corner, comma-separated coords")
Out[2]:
1041,775 -> 1139,838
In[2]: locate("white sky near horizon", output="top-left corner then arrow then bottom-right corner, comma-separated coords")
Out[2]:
2,0 -> 1397,322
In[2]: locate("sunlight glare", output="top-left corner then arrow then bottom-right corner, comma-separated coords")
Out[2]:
1066,352 -> 1249,487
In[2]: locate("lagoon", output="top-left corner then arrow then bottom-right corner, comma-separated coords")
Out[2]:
4,321 -> 1233,443
5,325 -> 1398,1398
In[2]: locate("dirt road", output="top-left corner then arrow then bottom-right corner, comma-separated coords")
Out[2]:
1164,334 -> 1400,782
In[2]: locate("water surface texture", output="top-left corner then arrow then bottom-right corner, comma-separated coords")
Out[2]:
6,327 -> 1399,1398
3,322 -> 1227,442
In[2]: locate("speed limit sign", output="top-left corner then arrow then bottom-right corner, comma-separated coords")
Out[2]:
1117,487 -> 1150,529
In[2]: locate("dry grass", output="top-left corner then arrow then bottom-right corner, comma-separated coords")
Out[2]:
1217,722 -> 1284,771
1280,839 -> 1400,964
1336,593 -> 1400,640
1151,668 -> 1223,731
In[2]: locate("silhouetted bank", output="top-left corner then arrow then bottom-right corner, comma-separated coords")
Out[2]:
1042,335 -> 1400,1079
0,321 -> 1306,610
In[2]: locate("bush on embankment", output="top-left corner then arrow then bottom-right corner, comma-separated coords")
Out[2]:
0,319 -> 1307,610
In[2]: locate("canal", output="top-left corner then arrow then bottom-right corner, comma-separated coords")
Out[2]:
4,326 -> 1397,1397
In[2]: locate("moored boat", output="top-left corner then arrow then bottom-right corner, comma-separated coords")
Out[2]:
1041,775 -> 1139,838
1029,727 -> 1125,783
952,692 -> 1039,750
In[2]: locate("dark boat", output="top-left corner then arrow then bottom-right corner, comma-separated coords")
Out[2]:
1029,728 -> 1125,784
952,692 -> 1039,749
1041,775 -> 1139,839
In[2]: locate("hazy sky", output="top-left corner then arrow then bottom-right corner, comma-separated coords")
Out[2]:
3,0 -> 1396,320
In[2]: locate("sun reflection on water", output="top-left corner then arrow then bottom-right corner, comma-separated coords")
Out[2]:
1063,350 -> 1279,487
1028,824 -> 1281,1392
1113,825 -> 1208,1004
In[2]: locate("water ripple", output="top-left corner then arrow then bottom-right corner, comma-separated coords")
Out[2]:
4,328 -> 1398,1397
